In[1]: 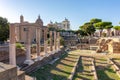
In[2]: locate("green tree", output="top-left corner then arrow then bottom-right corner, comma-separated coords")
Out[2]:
60,37 -> 65,46
0,17 -> 9,43
80,22 -> 96,36
104,23 -> 113,36
94,22 -> 112,37
94,22 -> 104,37
90,18 -> 102,24
113,26 -> 120,36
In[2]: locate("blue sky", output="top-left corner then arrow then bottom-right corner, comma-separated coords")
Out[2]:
0,0 -> 120,30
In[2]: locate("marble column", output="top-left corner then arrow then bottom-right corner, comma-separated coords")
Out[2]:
50,31 -> 53,51
24,27 -> 34,65
54,31 -> 57,52
36,28 -> 41,60
57,32 -> 60,51
9,24 -> 16,65
114,30 -> 116,36
44,28 -> 48,56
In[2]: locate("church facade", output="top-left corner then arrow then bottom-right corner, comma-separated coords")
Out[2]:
13,15 -> 47,43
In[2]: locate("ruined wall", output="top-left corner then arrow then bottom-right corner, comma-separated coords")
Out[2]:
0,46 -> 25,61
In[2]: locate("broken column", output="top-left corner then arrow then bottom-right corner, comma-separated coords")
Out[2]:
9,24 -> 16,66
24,27 -> 34,65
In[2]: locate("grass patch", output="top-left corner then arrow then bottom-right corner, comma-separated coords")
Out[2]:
73,57 -> 94,80
97,66 -> 120,80
96,57 -> 120,80
30,50 -> 80,80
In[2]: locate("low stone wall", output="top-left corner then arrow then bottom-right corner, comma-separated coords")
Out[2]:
109,58 -> 120,78
31,46 -> 44,53
21,48 -> 65,74
0,47 -> 25,61
0,46 -> 9,52
77,44 -> 90,50
92,58 -> 98,80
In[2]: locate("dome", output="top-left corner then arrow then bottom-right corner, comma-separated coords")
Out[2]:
35,15 -> 43,26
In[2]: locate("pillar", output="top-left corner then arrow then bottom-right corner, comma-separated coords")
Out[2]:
36,28 -> 41,60
24,27 -> 34,65
50,31 -> 53,51
9,24 -> 16,65
44,28 -> 48,56
57,32 -> 60,50
54,31 -> 57,52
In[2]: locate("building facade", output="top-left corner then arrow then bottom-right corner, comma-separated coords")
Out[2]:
14,15 -> 47,43
47,18 -> 70,30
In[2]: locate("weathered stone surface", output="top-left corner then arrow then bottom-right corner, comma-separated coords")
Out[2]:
0,47 -> 25,61
21,47 -> 65,74
17,71 -> 25,80
0,62 -> 17,80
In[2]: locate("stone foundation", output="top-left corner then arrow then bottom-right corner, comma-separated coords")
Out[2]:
0,47 -> 25,61
21,48 -> 65,74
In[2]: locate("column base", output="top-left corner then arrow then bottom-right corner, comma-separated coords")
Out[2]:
58,48 -> 61,51
35,56 -> 43,61
50,51 -> 53,54
54,50 -> 59,53
17,66 -> 20,70
52,50 -> 56,54
45,53 -> 50,57
24,60 -> 34,65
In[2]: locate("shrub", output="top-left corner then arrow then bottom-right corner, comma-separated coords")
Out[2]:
60,37 -> 65,46
16,43 -> 23,49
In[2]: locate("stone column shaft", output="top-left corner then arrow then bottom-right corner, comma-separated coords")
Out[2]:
50,31 -> 53,51
36,28 -> 41,56
54,31 -> 57,50
24,27 -> 34,65
9,24 -> 16,65
44,29 -> 47,53
57,32 -> 60,49
26,27 -> 31,60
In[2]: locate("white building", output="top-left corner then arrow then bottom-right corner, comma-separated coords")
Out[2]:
47,18 -> 70,30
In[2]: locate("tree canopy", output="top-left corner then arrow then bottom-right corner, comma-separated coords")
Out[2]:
90,18 -> 102,24
77,18 -> 116,37
94,22 -> 105,30
0,17 -> 9,42
94,22 -> 112,30
113,26 -> 120,30
79,22 -> 96,36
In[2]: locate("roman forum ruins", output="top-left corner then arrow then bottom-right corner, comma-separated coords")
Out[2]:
9,15 -> 60,65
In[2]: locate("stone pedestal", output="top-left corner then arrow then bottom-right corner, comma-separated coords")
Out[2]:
35,56 -> 43,61
0,62 -> 17,80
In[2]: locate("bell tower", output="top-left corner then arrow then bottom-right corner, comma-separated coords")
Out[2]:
20,15 -> 24,23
